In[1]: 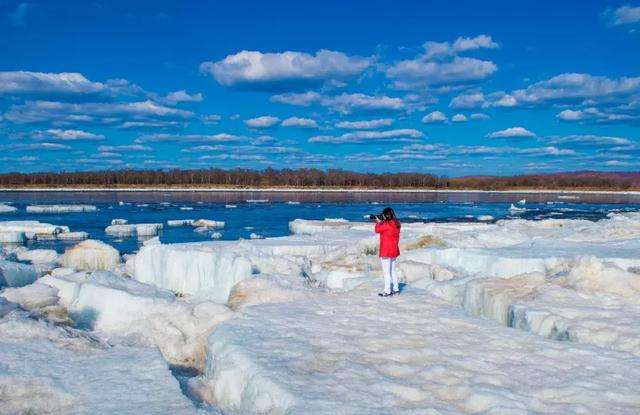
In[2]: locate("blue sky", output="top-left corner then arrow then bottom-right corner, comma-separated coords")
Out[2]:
0,0 -> 639,176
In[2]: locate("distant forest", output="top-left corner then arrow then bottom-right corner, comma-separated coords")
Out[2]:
0,168 -> 639,190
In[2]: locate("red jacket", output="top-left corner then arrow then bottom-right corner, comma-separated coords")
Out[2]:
375,220 -> 401,258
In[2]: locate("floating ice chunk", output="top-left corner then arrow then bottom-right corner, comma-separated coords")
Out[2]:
39,271 -> 233,369
0,260 -> 39,288
249,233 -> 264,240
26,204 -> 97,213
225,204 -> 237,208
286,201 -> 300,205
0,203 -> 17,213
59,240 -> 120,271
0,312 -> 197,414
246,199 -> 269,203
133,241 -> 252,303
289,218 -> 354,235
517,199 -> 526,204
477,215 -> 494,221
111,218 -> 128,225
168,219 -> 195,227
193,219 -> 225,228
0,231 -> 25,244
211,232 -> 222,239
105,224 -> 136,237
56,231 -> 89,241
16,249 -> 58,264
508,204 -> 526,213
179,206 -> 194,211
0,221 -> 69,239
135,223 -> 163,236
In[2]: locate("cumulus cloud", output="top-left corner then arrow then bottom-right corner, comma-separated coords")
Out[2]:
245,115 -> 280,129
31,128 -> 105,141
271,92 -> 406,114
511,73 -> 640,106
449,91 -> 517,108
385,35 -> 498,90
200,49 -> 373,90
158,90 -> 203,105
309,128 -> 423,144
451,113 -> 467,122
470,113 -> 490,120
487,127 -> 536,138
556,107 -> 638,123
135,133 -> 242,143
1,142 -> 72,151
281,117 -> 318,128
421,111 -> 447,123
335,119 -> 393,129
4,100 -> 194,124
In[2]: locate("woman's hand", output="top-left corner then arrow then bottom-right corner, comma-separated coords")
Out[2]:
374,217 -> 382,223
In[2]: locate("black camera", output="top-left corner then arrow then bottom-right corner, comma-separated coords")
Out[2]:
369,214 -> 384,221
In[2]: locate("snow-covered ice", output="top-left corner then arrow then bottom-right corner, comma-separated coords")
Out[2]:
16,248 -> 59,264
59,240 -> 120,271
26,204 -> 97,213
0,310 -> 197,414
37,270 -> 233,369
0,231 -> 25,243
168,219 -> 195,227
0,260 -> 39,288
0,220 -> 69,239
192,290 -> 640,414
57,231 -> 89,240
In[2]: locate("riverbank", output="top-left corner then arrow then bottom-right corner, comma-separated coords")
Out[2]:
2,187 -> 640,195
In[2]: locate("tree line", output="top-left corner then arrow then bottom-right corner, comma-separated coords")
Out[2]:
0,168 -> 638,190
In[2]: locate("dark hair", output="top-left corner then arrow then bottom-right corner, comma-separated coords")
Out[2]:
382,207 -> 396,221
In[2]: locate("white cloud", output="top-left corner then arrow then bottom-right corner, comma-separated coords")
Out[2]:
451,113 -> 467,122
547,135 -> 632,146
422,35 -> 499,59
511,73 -> 640,106
245,116 -> 280,129
32,128 -> 105,141
335,119 -> 393,129
386,57 -> 497,90
281,117 -> 318,128
2,142 -> 72,151
202,114 -> 222,124
449,92 -> 485,108
421,111 -> 447,123
271,92 -> 406,114
611,5 -> 640,25
135,133 -> 242,143
309,128 -> 423,144
556,107 -> 638,123
0,71 -> 106,95
4,100 -> 194,124
200,49 -> 373,89
160,90 -> 203,104
487,127 -> 536,138
270,91 -> 321,106
98,144 -> 153,152
470,113 -> 490,120
0,71 -> 142,97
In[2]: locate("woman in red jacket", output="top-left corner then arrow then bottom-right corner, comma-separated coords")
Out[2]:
374,207 -> 401,297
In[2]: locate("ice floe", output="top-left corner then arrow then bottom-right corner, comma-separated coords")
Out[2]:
0,203 -> 17,213
26,204 -> 97,213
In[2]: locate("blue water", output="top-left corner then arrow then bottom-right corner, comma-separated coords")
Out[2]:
1,191 -> 640,254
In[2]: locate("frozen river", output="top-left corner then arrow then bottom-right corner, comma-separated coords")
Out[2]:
1,190 -> 640,413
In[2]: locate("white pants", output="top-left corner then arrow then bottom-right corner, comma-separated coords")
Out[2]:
380,257 -> 398,294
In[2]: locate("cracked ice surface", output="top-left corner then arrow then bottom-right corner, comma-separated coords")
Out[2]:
0,309 -> 197,414
194,289 -> 640,414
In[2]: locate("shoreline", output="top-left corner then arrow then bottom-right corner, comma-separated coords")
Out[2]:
1,187 -> 640,195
